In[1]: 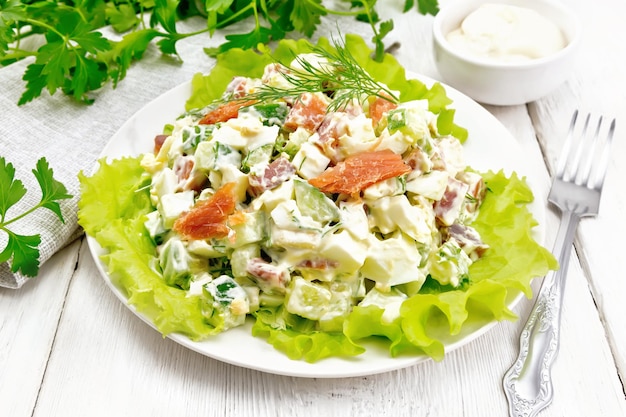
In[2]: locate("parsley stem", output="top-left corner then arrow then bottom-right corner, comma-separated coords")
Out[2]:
303,0 -> 365,17
176,27 -> 211,39
0,204 -> 42,228
353,0 -> 380,41
2,49 -> 38,62
208,3 -> 256,32
25,19 -> 64,40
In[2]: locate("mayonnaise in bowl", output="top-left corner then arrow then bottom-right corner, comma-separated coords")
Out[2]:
446,3 -> 567,63
432,0 -> 582,105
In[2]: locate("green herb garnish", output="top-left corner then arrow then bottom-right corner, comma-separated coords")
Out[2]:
0,0 -> 439,105
0,156 -> 72,277
237,36 -> 399,112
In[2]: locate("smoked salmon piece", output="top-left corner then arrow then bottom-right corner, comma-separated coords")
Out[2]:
369,96 -> 397,125
198,100 -> 256,125
283,92 -> 328,132
308,149 -> 411,195
173,182 -> 237,240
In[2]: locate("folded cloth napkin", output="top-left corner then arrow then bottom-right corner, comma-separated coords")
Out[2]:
0,17 -> 219,288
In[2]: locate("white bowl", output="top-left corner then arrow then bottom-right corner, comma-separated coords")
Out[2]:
432,0 -> 582,106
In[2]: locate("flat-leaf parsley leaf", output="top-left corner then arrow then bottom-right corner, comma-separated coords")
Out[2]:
1,0 -> 439,105
0,156 -> 72,277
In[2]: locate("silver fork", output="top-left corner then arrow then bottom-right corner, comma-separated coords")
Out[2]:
502,110 -> 616,417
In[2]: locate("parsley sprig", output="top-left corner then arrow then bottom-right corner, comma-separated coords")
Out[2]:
0,156 -> 72,277
0,0 -> 439,105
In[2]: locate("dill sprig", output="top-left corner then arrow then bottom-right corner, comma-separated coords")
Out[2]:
236,38 -> 399,113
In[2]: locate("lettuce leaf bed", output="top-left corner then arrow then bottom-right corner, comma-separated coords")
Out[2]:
78,35 -> 557,363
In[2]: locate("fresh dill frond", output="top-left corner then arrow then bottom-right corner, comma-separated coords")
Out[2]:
235,37 -> 399,112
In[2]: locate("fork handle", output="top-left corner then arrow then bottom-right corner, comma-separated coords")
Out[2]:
502,210 -> 580,417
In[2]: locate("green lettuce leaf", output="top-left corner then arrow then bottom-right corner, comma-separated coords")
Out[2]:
470,171 -> 559,295
77,157 -> 152,236
251,306 -> 365,362
78,157 -> 220,340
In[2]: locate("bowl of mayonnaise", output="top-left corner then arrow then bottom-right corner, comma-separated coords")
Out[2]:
432,0 -> 582,106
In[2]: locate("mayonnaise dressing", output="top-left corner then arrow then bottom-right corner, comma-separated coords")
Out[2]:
446,3 -> 566,62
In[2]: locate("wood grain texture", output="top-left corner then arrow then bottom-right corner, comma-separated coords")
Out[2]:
1,1 -> 626,416
0,240 -> 79,417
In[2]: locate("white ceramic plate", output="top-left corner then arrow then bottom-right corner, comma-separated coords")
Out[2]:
87,72 -> 547,378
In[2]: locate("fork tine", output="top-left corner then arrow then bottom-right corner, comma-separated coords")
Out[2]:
591,117 -> 616,190
566,112 -> 590,183
555,110 -> 578,180
576,114 -> 603,186
556,111 -> 615,191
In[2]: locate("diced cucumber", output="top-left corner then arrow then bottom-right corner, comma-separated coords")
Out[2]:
241,285 -> 260,313
228,211 -> 266,248
285,277 -> 332,321
202,275 -> 250,330
270,199 -> 322,231
144,210 -> 166,242
276,127 -> 310,158
241,143 -> 273,174
159,238 -> 193,290
162,123 -> 174,136
187,273 -> 213,297
249,178 -> 295,212
259,292 -> 285,307
187,239 -> 229,259
294,179 -> 339,224
195,141 -> 241,172
318,281 -> 356,332
386,101 -> 434,153
230,244 -> 261,278
387,108 -> 407,131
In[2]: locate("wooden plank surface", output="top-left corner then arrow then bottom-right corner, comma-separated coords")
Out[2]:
1,1 -> 625,416
0,240 -> 80,417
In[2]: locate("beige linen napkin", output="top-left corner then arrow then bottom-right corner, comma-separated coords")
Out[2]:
0,17 -> 217,288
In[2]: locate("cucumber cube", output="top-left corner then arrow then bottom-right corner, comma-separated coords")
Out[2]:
202,275 -> 250,330
285,277 -> 332,321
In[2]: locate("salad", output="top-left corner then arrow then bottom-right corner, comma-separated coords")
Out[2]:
78,36 -> 557,363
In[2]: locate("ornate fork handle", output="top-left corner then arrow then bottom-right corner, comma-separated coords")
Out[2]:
503,210 -> 580,417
